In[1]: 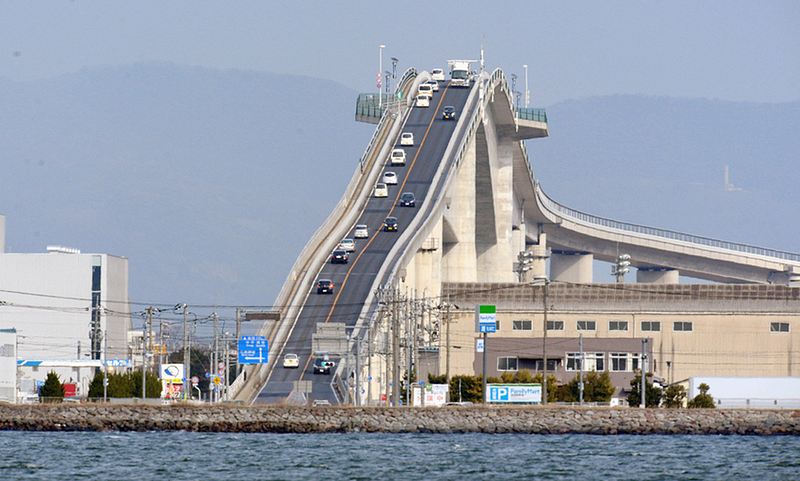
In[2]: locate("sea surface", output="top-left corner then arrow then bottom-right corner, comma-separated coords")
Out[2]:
0,431 -> 798,480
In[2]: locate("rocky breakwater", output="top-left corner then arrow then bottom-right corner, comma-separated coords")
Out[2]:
0,405 -> 798,435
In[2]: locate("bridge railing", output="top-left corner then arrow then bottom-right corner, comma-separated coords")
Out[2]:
516,107 -> 548,122
535,183 -> 800,262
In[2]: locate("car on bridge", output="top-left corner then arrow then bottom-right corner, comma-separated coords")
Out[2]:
382,171 -> 398,185
338,238 -> 355,252
354,224 -> 369,239
313,357 -> 335,375
400,132 -> 414,146
390,148 -> 406,165
399,192 -> 416,207
417,83 -> 433,99
431,68 -> 445,82
316,279 -> 334,294
426,80 -> 439,92
282,353 -> 300,368
330,249 -> 349,264
415,95 -> 430,108
383,216 -> 398,232
442,106 -> 457,120
374,183 -> 388,198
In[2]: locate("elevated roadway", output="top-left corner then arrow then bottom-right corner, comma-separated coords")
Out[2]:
255,82 -> 471,403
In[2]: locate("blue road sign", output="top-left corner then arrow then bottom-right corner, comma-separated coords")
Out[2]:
238,336 -> 268,365
479,323 -> 496,333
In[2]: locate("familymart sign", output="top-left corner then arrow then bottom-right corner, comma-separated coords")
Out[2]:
475,305 -> 497,333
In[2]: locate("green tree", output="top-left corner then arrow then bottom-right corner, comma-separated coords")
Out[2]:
88,370 -> 105,399
566,371 -> 616,403
532,373 -> 560,403
688,383 -> 715,408
627,373 -> 662,407
662,384 -> 687,408
40,371 -> 65,402
400,369 -> 417,405
449,375 -> 483,403
129,370 -> 163,398
427,373 -> 447,384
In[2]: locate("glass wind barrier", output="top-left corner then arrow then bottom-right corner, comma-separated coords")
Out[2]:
355,93 -> 389,119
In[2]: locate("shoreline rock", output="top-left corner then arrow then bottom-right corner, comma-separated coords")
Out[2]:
0,405 -> 798,435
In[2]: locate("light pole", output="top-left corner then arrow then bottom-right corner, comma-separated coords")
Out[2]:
530,278 -> 550,403
378,44 -> 386,108
523,64 -> 530,108
511,73 -> 518,110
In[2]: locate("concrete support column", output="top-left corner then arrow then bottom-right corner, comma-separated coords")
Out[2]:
637,267 -> 680,284
442,135 -> 477,282
550,250 -> 593,283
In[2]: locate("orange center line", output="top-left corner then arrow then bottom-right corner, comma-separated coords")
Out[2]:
322,84 -> 452,326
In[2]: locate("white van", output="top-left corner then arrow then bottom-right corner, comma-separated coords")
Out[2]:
416,95 -> 430,108
418,83 -> 433,98
400,132 -> 414,146
431,68 -> 445,82
390,149 -> 406,165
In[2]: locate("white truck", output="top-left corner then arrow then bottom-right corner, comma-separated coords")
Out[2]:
447,60 -> 475,88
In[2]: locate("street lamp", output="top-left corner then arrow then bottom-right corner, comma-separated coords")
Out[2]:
378,44 -> 386,108
523,64 -> 530,108
531,278 -> 550,403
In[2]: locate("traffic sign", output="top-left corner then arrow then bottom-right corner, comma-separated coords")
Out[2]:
475,305 -> 497,333
191,376 -> 199,386
238,336 -> 268,365
476,338 -> 485,353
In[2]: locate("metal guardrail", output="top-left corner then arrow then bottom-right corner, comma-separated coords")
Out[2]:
516,107 -> 548,122
535,184 -> 800,262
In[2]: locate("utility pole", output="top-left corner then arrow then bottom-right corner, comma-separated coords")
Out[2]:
158,316 -> 164,369
481,330 -> 488,404
578,333 -> 584,405
142,307 -> 153,400
405,290 -> 411,407
641,338 -> 648,408
392,287 -> 400,407
355,334 -> 361,406
224,333 -> 230,401
235,307 -> 242,376
181,304 -> 190,401
211,312 -> 219,403
541,282 -> 549,404
445,301 -> 451,383
103,329 -> 108,402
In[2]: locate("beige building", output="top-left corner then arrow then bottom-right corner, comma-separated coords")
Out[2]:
435,283 -> 799,398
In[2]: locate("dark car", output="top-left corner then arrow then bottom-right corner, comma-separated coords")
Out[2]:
442,106 -> 457,120
383,216 -> 399,232
316,279 -> 334,294
399,192 -> 416,207
313,357 -> 335,374
330,249 -> 349,264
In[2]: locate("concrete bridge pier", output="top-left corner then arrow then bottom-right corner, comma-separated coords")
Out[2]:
550,250 -> 593,283
637,267 -> 680,284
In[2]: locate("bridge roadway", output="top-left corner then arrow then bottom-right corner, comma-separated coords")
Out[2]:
256,81 -> 472,403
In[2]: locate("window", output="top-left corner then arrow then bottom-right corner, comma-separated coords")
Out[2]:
512,320 -> 532,331
577,320 -> 596,331
641,321 -> 661,332
566,353 -> 605,372
495,320 -> 501,331
673,321 -> 693,332
770,322 -> 790,333
546,320 -> 564,331
609,320 -> 628,331
497,356 -> 518,371
610,353 -> 641,372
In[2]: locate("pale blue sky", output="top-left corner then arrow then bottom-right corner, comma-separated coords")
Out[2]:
1,0 -> 798,105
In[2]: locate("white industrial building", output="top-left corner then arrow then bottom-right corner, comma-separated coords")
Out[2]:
0,214 -> 132,399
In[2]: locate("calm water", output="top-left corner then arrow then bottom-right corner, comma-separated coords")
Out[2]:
0,431 -> 798,480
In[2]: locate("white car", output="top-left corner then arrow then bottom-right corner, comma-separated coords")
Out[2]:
390,148 -> 406,165
400,132 -> 414,146
431,68 -> 445,82
382,171 -> 398,185
283,353 -> 300,368
426,80 -> 439,92
374,183 -> 388,198
338,238 -> 355,252
417,83 -> 433,98
416,95 -> 430,108
354,224 -> 369,239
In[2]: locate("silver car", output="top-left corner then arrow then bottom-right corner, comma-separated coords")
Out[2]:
354,224 -> 369,239
338,238 -> 355,252
382,171 -> 398,185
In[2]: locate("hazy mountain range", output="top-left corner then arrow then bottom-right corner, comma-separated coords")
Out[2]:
1,63 -> 797,310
